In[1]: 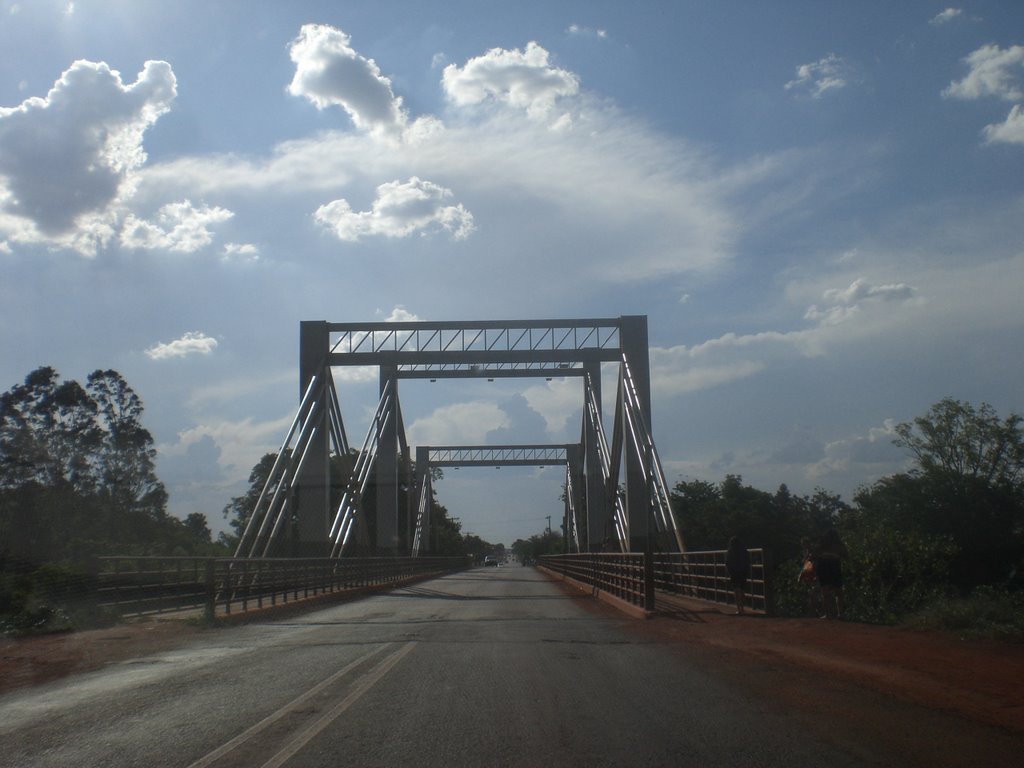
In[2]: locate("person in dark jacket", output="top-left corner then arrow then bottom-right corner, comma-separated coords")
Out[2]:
817,528 -> 848,619
725,536 -> 752,615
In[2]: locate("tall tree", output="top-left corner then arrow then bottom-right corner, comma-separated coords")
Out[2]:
893,398 -> 1024,492
87,369 -> 166,519
854,397 -> 1024,587
0,367 -> 180,562
0,367 -> 102,492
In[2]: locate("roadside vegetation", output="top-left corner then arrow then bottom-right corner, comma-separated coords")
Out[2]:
671,398 -> 1023,639
0,367 -> 227,635
2,362 -> 1021,640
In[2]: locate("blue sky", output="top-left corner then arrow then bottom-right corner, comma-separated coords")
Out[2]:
2,1 -> 1022,546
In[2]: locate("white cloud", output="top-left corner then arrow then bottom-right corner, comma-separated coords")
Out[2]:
567,25 -> 608,40
378,306 -> 420,323
442,41 -> 579,119
407,401 -> 510,446
121,200 -> 233,252
0,59 -> 176,244
161,414 -> 292,482
650,277 -> 918,398
314,176 -> 474,241
785,54 -> 848,98
287,24 -> 406,137
943,44 -> 1024,101
805,277 -> 915,325
221,242 -> 260,262
134,37 -> 768,283
983,104 -> 1024,144
145,331 -> 219,360
521,377 -> 581,435
806,419 -> 906,486
929,8 -> 962,25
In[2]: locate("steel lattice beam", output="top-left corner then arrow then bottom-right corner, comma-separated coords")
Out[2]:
426,444 -> 574,467
325,319 -> 624,368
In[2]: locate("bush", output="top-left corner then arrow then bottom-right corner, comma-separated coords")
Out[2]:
902,586 -> 1024,641
770,528 -> 958,623
0,560 -> 118,636
841,527 -> 958,623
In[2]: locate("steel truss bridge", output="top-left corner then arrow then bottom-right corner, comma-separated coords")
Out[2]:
235,317 -> 684,559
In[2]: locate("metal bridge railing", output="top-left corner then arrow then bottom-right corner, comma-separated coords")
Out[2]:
652,550 -> 768,614
538,553 -> 649,608
95,556 -> 470,620
539,549 -> 769,614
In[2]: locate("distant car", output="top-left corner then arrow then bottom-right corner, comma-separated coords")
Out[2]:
484,555 -> 498,567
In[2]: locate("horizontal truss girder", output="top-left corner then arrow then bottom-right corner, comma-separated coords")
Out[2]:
327,319 -> 623,363
427,444 -> 573,467
396,364 -> 585,379
328,348 -> 619,367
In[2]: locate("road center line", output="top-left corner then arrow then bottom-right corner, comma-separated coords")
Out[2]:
260,641 -> 418,768
186,643 -> 393,768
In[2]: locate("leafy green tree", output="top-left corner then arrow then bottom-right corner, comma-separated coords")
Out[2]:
0,366 -> 194,563
854,398 -> 1024,587
894,398 -> 1023,491
0,367 -> 101,492
669,476 -> 843,564
462,533 -> 495,562
222,451 -> 280,547
87,370 -> 166,520
512,530 -> 563,563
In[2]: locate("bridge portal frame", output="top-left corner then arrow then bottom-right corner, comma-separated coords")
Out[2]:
234,316 -> 682,560
412,444 -> 584,555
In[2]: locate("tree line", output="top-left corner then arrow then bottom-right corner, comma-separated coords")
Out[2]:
670,398 -> 1024,625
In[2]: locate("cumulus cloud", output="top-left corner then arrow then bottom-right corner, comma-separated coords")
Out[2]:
0,59 -> 176,244
407,401 -> 510,446
287,24 -> 406,136
983,104 -> 1024,144
806,419 -> 906,485
521,377 -> 581,436
929,8 -> 962,25
161,414 -> 292,481
804,277 -> 915,325
121,200 -> 233,252
943,44 -> 1024,101
221,242 -> 260,263
785,54 -> 848,98
314,176 -> 474,241
145,331 -> 219,360
442,41 -> 579,119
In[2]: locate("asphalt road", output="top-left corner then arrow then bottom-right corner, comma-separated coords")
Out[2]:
1,565 -> 915,767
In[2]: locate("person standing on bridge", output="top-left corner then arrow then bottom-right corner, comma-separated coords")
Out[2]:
816,528 -> 848,619
725,536 -> 751,615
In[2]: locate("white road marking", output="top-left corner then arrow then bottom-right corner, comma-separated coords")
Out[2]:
186,643 -> 393,768
260,641 -> 418,768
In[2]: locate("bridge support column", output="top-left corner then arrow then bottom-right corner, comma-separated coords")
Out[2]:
296,321 -> 330,556
621,316 -> 652,554
376,365 -> 400,553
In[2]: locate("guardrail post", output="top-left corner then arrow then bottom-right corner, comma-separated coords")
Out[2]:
643,551 -> 655,611
204,559 -> 215,623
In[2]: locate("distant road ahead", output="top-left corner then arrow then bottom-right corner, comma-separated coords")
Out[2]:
0,565 -> 992,767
